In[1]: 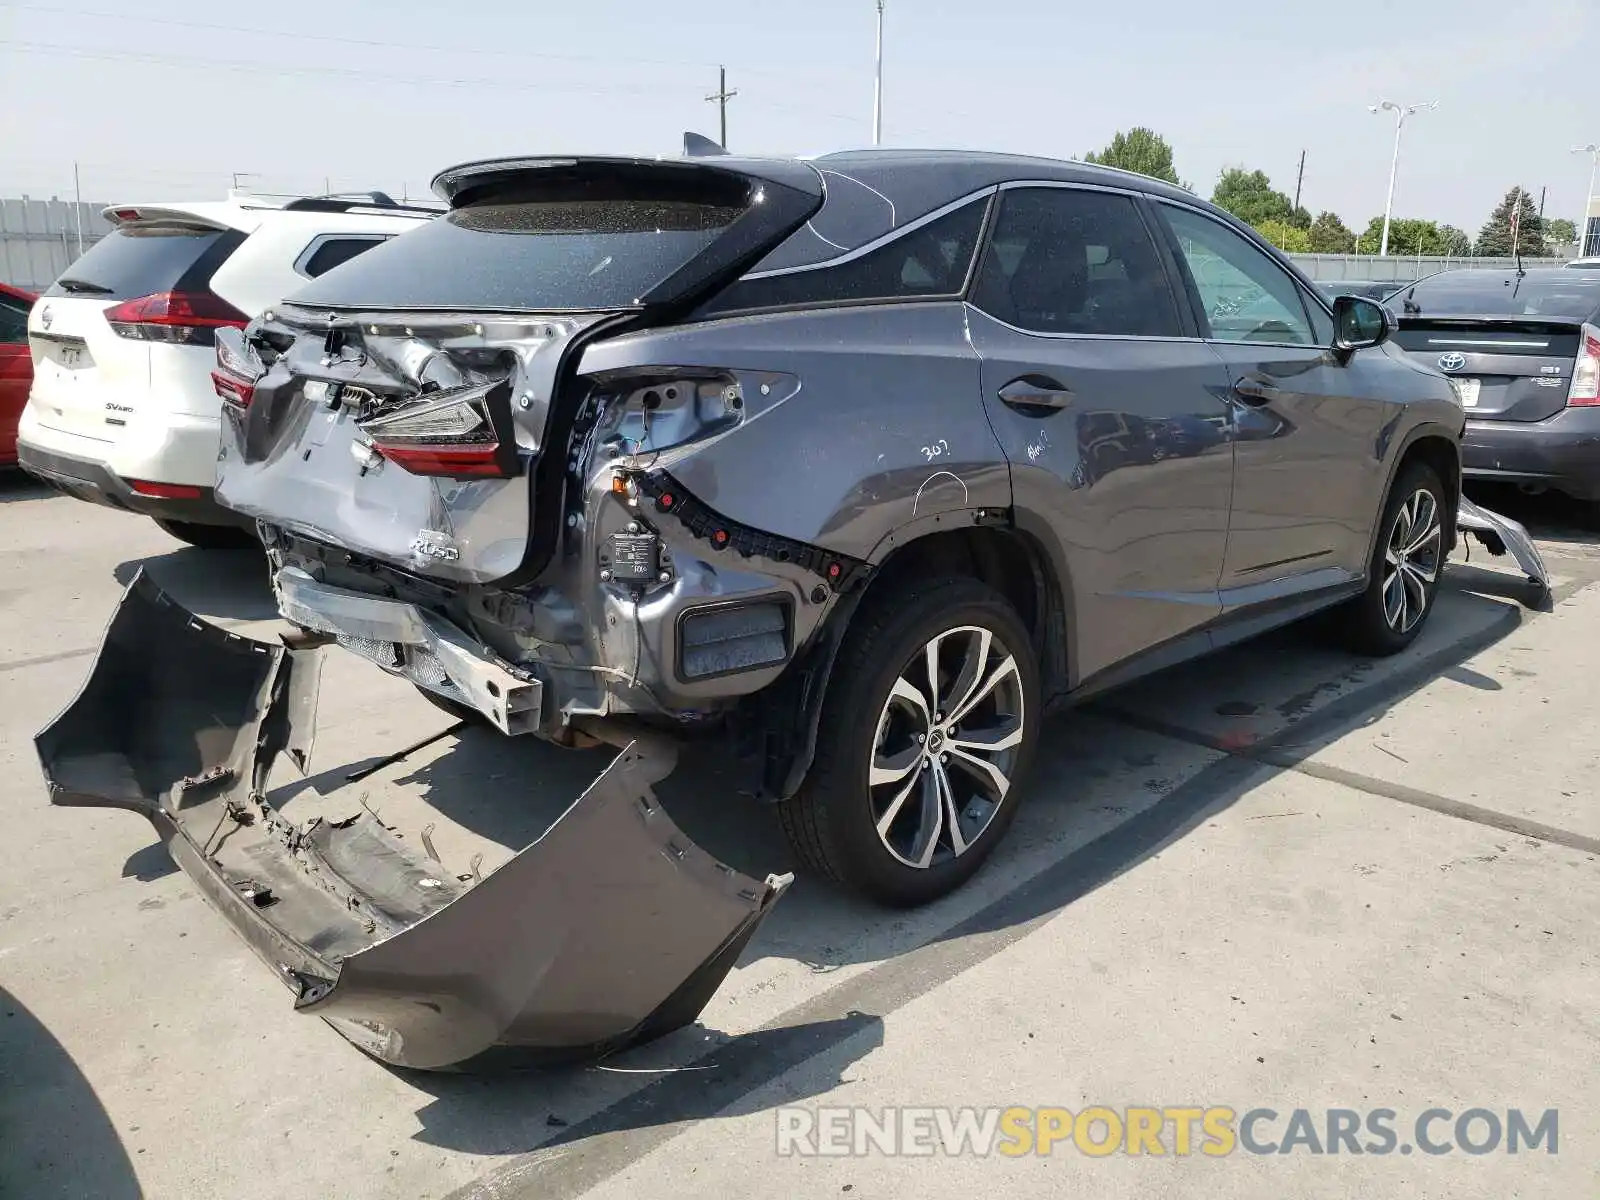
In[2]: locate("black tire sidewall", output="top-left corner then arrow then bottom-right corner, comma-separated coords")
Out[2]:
1351,461 -> 1447,654
807,579 -> 1040,906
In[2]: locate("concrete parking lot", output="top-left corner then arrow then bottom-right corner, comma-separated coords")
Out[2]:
2,474 -> 1597,1199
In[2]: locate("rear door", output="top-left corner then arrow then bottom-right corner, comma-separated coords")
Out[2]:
966,184 -> 1236,683
26,222 -> 243,444
1154,201 -> 1393,595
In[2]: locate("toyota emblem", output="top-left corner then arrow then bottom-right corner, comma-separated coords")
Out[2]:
39,305 -> 52,330
1437,352 -> 1467,373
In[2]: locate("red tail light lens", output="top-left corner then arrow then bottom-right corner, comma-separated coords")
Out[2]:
1568,325 -> 1600,407
104,291 -> 249,345
356,382 -> 518,479
212,327 -> 262,409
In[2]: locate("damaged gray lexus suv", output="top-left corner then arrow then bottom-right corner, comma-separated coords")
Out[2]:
43,148 -> 1538,1070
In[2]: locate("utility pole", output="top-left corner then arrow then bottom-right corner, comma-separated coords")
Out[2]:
1293,149 -> 1306,213
71,160 -> 84,257
706,66 -> 737,150
1369,99 -> 1438,256
873,0 -> 885,146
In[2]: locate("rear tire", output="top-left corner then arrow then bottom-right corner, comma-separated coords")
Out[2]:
1327,460 -> 1447,656
778,576 -> 1040,907
153,518 -> 257,551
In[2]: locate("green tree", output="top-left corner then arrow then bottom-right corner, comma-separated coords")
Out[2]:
1438,225 -> 1473,257
1211,168 -> 1296,228
1544,217 -> 1579,253
1360,217 -> 1454,257
1476,187 -> 1544,257
1307,211 -> 1357,253
1254,219 -> 1311,252
1083,127 -> 1187,189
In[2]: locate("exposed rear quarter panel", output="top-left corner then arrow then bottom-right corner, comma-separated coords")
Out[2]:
575,303 -> 1010,559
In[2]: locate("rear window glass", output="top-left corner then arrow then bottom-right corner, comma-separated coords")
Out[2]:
703,199 -> 987,314
287,198 -> 745,311
43,225 -> 242,301
1392,272 -> 1600,321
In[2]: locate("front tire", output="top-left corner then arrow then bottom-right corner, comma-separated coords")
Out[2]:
778,577 -> 1040,907
153,518 -> 257,550
1329,460 -> 1447,656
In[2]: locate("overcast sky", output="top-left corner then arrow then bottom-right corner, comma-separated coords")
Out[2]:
2,0 -> 1596,233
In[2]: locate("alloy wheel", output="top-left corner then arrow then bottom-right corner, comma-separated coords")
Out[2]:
868,625 -> 1026,869
1382,487 -> 1442,634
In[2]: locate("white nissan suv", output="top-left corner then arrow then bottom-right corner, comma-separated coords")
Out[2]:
17,192 -> 437,547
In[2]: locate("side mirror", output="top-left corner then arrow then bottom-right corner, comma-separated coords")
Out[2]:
1332,294 -> 1397,352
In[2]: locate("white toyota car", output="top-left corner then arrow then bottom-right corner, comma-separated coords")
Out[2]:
18,193 -> 437,547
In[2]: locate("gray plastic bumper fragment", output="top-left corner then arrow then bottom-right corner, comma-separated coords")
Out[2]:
1456,495 -> 1551,597
34,571 -> 791,1070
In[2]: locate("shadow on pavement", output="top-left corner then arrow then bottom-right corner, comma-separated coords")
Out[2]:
406,1012 -> 883,1156
113,546 -> 277,622
0,987 -> 141,1200
0,470 -> 53,503
238,569 -> 1542,1165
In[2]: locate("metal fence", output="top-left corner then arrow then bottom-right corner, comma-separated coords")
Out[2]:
1288,253 -> 1565,283
1,197 -> 112,293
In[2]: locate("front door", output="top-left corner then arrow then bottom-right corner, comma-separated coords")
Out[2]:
966,185 -> 1236,685
1154,202 -> 1393,601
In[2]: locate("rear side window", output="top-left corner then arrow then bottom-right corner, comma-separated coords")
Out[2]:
704,199 -> 987,314
43,225 -> 243,301
298,235 -> 390,279
970,188 -> 1183,337
289,197 -> 747,311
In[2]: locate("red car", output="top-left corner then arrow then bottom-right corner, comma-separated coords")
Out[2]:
0,282 -> 37,466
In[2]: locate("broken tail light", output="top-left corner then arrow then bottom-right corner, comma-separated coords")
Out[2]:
212,327 -> 264,410
356,381 -> 520,479
1567,324 -> 1600,407
104,291 -> 249,346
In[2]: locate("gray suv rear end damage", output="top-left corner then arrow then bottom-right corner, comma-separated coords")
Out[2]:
37,149 -> 1550,1069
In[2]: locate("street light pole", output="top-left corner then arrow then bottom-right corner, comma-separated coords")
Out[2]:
873,0 -> 885,146
1369,99 -> 1437,257
1574,144 -> 1600,254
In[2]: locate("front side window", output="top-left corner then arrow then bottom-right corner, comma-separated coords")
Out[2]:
1161,204 -> 1315,346
970,188 -> 1183,337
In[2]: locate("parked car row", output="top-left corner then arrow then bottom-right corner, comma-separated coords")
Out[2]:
27,145 -> 1554,1071
13,192 -> 437,545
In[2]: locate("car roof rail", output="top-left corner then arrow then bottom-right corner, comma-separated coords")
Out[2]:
282,192 -> 445,215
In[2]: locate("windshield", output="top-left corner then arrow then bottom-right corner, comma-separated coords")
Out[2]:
1394,271 -> 1600,321
287,197 -> 745,312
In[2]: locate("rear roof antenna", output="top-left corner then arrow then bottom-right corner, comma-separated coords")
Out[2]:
683,132 -> 728,157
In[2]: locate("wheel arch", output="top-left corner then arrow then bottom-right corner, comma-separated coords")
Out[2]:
755,520 -> 1069,800
1365,424 -> 1462,571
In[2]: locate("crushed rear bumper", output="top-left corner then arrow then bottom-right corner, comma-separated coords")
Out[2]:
35,572 -> 791,1070
1456,495 -> 1551,598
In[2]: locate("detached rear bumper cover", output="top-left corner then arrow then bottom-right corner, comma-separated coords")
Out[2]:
1456,496 -> 1551,597
35,572 -> 790,1071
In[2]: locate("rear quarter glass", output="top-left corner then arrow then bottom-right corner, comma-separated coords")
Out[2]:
43,226 -> 244,302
